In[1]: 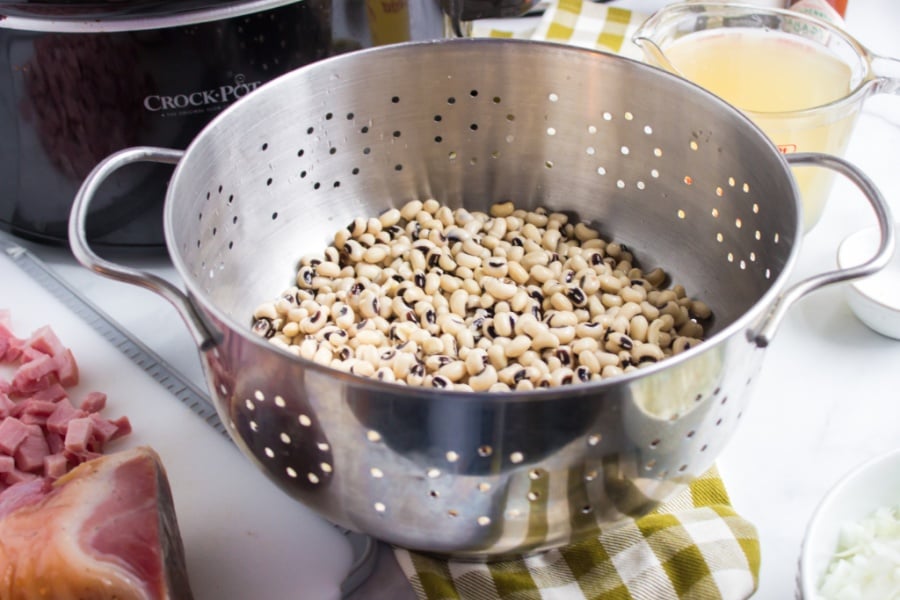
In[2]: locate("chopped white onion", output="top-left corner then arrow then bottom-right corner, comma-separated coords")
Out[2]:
819,505 -> 900,600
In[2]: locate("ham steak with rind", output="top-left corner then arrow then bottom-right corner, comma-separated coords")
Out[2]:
0,446 -> 194,599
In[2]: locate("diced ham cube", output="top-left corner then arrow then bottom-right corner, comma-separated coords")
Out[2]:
55,349 -> 79,387
11,354 -> 56,395
22,400 -> 58,418
64,417 -> 93,454
0,418 -> 30,455
0,379 -> 9,395
109,415 -> 132,441
23,326 -> 65,358
80,392 -> 106,414
0,394 -> 14,419
19,413 -> 48,427
42,453 -> 68,479
28,383 -> 67,403
46,400 -> 87,436
14,425 -> 50,473
45,432 -> 64,455
0,313 -> 23,363
0,456 -> 14,473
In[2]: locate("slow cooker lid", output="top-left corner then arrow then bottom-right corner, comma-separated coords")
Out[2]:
0,0 -> 298,28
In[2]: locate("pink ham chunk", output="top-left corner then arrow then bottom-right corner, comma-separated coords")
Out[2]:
0,312 -> 130,487
0,418 -> 29,455
0,447 -> 194,599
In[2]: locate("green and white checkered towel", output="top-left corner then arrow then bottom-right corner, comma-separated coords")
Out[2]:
469,0 -> 647,59
394,467 -> 760,599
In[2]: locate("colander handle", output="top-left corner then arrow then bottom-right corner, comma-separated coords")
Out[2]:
749,152 -> 896,347
68,146 -> 220,352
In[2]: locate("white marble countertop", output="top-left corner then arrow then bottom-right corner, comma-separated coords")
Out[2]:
3,1 -> 900,599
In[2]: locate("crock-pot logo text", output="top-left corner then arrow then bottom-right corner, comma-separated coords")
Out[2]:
143,75 -> 262,116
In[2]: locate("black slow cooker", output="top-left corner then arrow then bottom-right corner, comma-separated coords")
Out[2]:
0,0 -> 444,247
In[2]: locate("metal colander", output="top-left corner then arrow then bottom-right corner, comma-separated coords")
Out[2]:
69,39 -> 893,559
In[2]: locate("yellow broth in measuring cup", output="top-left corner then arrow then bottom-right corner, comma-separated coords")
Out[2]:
634,3 -> 899,231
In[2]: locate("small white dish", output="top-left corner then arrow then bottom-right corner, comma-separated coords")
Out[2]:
798,448 -> 900,600
836,224 -> 900,340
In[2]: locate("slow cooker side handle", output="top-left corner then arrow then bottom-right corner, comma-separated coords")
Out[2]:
749,152 -> 896,348
68,147 -> 220,352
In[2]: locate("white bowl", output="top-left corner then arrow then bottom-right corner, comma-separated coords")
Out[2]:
836,224 -> 900,340
798,448 -> 900,600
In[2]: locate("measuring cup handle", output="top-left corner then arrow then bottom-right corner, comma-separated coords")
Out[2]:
68,147 -> 220,351
749,152 -> 895,347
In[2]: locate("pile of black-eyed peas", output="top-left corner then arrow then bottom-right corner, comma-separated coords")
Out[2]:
251,200 -> 712,391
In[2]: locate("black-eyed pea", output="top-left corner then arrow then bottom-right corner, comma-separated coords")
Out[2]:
600,364 -> 623,379
479,293 -> 495,310
300,309 -> 329,334
487,343 -> 508,370
598,274 -> 622,294
633,342 -> 664,364
423,271 -> 441,295
601,293 -> 623,309
629,315 -> 650,342
405,362 -> 426,385
462,278 -> 481,296
620,285 -> 645,304
678,320 -> 705,339
355,329 -> 385,347
573,222 -> 600,241
547,311 -> 578,328
587,295 -> 606,317
456,328 -> 475,350
577,349 -> 601,373
531,330 -> 559,351
690,300 -> 713,320
437,360 -> 467,382
354,263 -> 381,282
672,336 -> 699,354
640,301 -> 661,321
449,288 -> 468,316
374,367 -> 396,382
482,277 -> 517,301
312,345 -> 333,366
493,312 -> 516,338
481,234 -> 502,251
505,335 -> 532,358
438,253 -> 457,272
575,321 -> 604,340
549,368 -> 575,387
419,198 -> 440,215
410,249 -> 427,272
297,337 -> 318,360
468,365 -> 498,391
400,200 -> 423,221
581,274 -> 601,296
545,292 -> 571,313
440,333 -> 459,357
281,321 -> 301,338
253,302 -> 278,320
521,250 -> 548,271
571,337 -> 599,355
287,307 -> 309,323
435,205 -> 454,228
455,251 -> 481,271
516,379 -> 536,391
605,331 -> 634,353
490,201 -> 515,218
505,261 -> 528,285
661,301 -> 690,327
550,326 -> 576,345
464,348 -> 488,375
347,359 -> 375,378
392,352 -> 418,379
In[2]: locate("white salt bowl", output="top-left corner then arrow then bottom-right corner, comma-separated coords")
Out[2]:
837,224 -> 900,340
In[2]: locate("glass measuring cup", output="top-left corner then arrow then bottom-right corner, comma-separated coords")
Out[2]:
633,2 -> 900,231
